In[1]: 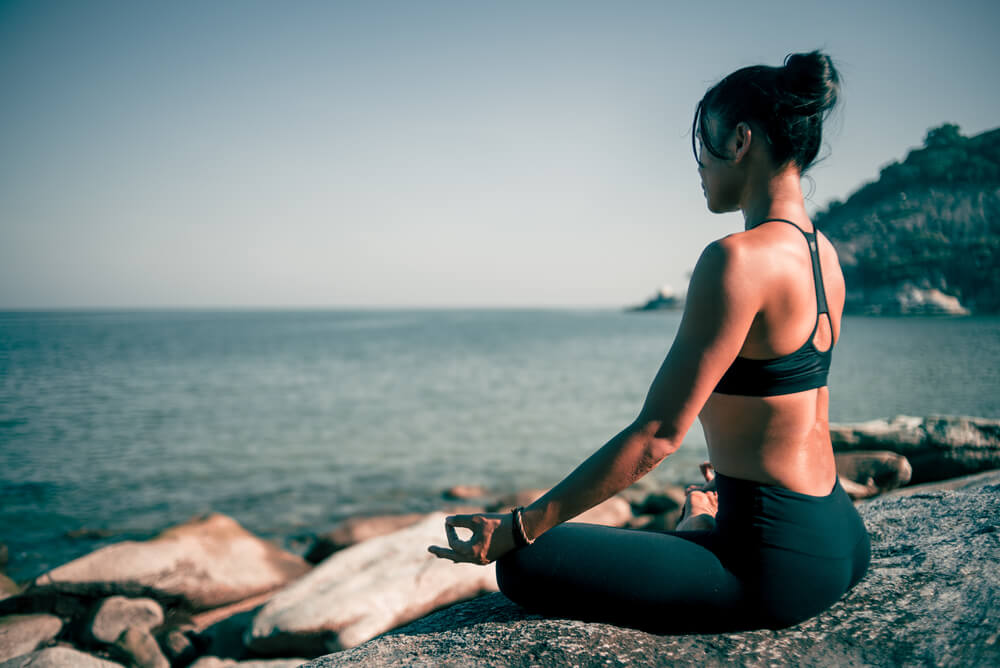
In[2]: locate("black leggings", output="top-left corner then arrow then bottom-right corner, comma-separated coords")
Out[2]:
496,472 -> 870,633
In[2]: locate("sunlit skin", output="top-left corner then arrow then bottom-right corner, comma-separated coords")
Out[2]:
429,114 -> 846,566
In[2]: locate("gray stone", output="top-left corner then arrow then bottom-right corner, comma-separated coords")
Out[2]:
247,513 -> 498,656
831,414 -> 1000,483
89,596 -> 164,644
303,478 -> 1000,667
156,627 -> 198,666
112,626 -> 169,668
442,485 -> 489,501
304,513 -> 428,563
0,646 -> 123,668
0,575 -> 20,603
28,513 -> 311,611
834,450 -> 912,499
0,614 -> 63,663
189,659 -> 307,668
188,656 -> 307,668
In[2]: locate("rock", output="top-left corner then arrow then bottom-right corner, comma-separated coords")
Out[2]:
851,282 -> 971,315
831,414 -> 1000,484
303,477 -> 1000,667
191,599 -> 268,661
247,512 -> 498,656
0,646 -> 123,667
112,626 -> 169,668
486,489 -> 547,512
304,513 -> 428,564
571,496 -> 633,527
190,591 -> 277,632
881,467 -> 1000,497
488,492 -> 633,527
833,450 -> 912,499
89,596 -> 164,645
0,575 -> 20,602
189,658 -> 307,668
28,513 -> 311,611
626,509 -> 684,533
630,485 -> 686,516
0,614 -> 63,663
156,627 -> 198,666
442,485 -> 488,501
65,528 -> 116,540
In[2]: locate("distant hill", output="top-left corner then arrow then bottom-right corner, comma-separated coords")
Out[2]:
815,124 -> 1000,314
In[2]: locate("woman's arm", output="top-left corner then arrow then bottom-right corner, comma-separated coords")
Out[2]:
521,238 -> 760,539
430,238 -> 760,563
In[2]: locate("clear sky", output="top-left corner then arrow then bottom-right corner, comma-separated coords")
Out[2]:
2,0 -> 998,308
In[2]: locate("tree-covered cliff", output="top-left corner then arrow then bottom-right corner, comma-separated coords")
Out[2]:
815,124 -> 1000,314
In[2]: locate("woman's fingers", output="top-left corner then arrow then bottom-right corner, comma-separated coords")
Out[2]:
445,514 -> 479,530
428,545 -> 463,562
700,461 -> 716,483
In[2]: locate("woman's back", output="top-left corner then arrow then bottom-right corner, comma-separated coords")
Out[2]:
699,218 -> 846,496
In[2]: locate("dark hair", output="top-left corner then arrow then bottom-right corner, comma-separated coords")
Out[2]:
692,51 -> 840,172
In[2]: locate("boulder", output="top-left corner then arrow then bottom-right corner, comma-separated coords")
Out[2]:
833,450 -> 912,499
831,414 -> 1000,484
303,477 -> 1000,667
89,596 -> 164,644
0,646 -> 123,668
304,513 -> 428,563
247,513 -> 498,656
112,626 -> 169,668
630,485 -> 685,516
486,489 -> 548,512
0,575 -> 20,602
28,513 -> 311,611
0,614 -> 63,663
442,485 -> 489,501
156,627 -> 198,666
189,658 -> 307,668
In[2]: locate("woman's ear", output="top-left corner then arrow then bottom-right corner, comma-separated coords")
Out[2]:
729,122 -> 752,163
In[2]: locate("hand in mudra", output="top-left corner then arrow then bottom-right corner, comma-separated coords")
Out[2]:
428,512 -> 517,565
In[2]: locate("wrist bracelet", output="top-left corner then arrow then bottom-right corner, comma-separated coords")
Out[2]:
511,506 -> 535,547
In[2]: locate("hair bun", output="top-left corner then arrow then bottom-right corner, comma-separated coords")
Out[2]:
779,51 -> 840,115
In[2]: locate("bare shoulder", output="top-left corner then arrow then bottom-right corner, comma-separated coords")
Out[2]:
688,233 -> 763,308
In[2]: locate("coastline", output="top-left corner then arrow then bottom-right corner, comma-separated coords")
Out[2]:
3,414 -> 998,666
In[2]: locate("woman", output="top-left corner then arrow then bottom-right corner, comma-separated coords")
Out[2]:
429,51 -> 870,633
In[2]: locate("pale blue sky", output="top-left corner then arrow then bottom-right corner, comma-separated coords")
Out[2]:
2,0 -> 998,308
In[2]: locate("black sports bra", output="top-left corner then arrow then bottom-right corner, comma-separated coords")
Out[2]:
713,218 -> 833,397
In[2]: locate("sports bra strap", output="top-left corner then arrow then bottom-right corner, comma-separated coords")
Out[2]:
758,218 -> 829,315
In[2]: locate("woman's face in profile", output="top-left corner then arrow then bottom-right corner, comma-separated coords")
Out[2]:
696,117 -> 742,214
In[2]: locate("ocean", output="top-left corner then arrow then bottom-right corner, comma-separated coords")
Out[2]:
2,309 -> 998,582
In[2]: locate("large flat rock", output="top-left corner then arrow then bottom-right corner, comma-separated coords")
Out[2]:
0,647 -> 123,668
830,415 -> 1000,483
28,514 -> 311,611
0,614 -> 63,663
247,512 -> 498,656
304,477 -> 1000,667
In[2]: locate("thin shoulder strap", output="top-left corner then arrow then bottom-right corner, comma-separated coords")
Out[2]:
758,218 -> 829,315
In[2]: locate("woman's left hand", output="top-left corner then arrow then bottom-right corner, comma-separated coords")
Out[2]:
427,512 -> 517,565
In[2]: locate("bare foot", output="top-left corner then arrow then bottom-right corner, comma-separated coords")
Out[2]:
676,462 -> 719,531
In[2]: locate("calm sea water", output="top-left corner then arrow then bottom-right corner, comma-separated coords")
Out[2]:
2,309 -> 998,582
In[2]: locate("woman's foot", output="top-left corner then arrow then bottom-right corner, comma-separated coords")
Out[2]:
676,462 -> 719,531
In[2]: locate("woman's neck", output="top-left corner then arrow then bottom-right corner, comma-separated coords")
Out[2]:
741,166 -> 809,231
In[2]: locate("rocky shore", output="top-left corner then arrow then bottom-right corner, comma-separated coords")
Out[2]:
2,414 -> 998,667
